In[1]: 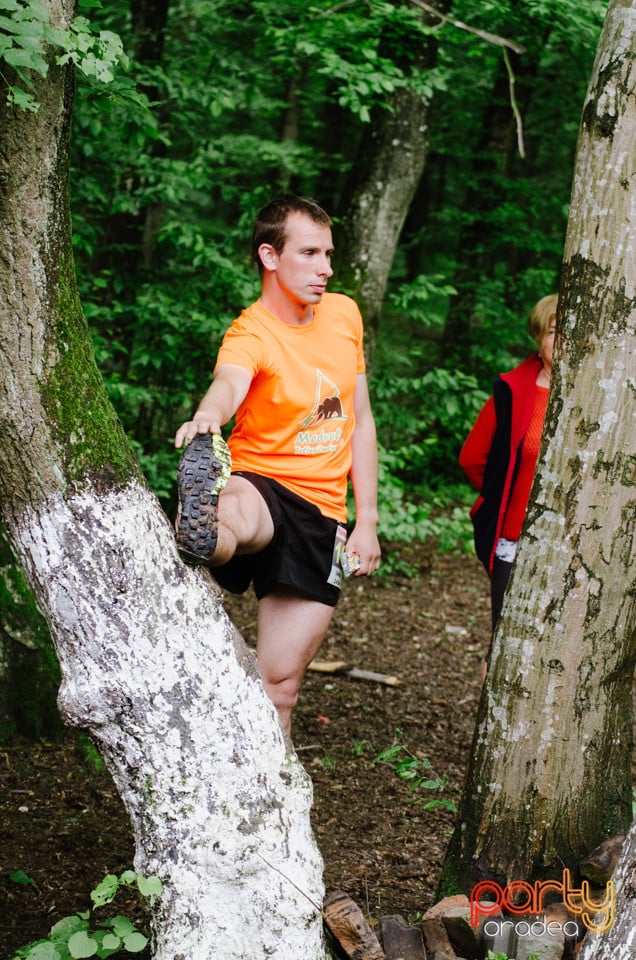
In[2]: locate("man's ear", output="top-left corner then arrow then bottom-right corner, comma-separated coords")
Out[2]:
258,243 -> 278,272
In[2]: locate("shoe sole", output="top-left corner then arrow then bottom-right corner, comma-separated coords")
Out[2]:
176,434 -> 232,564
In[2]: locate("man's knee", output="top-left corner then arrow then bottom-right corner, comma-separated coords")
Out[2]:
218,479 -> 273,551
265,674 -> 300,703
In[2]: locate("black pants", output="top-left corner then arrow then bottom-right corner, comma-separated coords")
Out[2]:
490,557 -> 513,633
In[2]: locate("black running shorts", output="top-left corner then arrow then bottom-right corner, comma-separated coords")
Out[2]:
212,472 -> 345,607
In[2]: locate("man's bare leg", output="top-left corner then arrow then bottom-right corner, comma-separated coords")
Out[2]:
210,476 -> 275,564
256,589 -> 335,736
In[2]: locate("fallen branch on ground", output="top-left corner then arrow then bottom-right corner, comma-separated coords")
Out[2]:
308,661 -> 401,687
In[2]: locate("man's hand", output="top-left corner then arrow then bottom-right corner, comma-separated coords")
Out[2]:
346,521 -> 381,577
174,416 -> 221,449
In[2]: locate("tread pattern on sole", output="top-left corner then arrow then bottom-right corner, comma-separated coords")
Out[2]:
176,434 -> 231,564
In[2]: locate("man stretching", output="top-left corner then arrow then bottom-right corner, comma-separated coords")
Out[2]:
174,195 -> 380,735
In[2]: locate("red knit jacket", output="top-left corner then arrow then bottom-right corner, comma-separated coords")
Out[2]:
459,354 -> 543,573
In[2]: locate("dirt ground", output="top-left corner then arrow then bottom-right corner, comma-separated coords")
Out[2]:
0,543 -> 490,958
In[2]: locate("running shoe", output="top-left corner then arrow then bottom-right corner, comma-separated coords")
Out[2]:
175,433 -> 232,564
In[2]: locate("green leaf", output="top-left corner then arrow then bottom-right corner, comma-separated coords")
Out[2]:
419,777 -> 446,790
107,917 -> 135,938
17,942 -> 61,959
45,25 -> 71,49
50,915 -> 88,941
122,932 -> 148,953
3,45 -> 48,74
99,29 -> 120,46
136,875 -> 163,898
100,933 -> 121,950
0,0 -> 21,11
67,931 -> 98,958
8,17 -> 45,36
71,15 -> 91,34
118,870 -> 137,884
90,874 -> 119,907
19,0 -> 49,21
10,869 -> 35,886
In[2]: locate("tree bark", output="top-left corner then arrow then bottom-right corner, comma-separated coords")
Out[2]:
0,3 -> 326,957
578,817 -> 636,959
334,1 -> 449,352
439,0 -> 636,895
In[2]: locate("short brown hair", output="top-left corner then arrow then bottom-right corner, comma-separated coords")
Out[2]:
251,195 -> 332,272
528,293 -> 558,346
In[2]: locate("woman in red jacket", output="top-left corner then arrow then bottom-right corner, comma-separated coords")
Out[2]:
459,294 -> 557,663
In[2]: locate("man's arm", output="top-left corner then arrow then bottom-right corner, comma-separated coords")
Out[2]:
174,364 -> 252,448
347,373 -> 381,576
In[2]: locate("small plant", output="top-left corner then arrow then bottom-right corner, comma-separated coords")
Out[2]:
77,732 -> 105,774
321,750 -> 338,774
487,952 -> 539,960
371,732 -> 457,812
12,871 -> 162,959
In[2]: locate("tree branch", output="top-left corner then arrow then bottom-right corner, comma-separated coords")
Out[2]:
503,47 -> 526,158
406,0 -> 526,55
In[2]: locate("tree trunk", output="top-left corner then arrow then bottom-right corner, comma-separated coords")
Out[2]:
439,0 -> 636,895
0,3 -> 326,957
578,817 -> 636,959
334,1 -> 449,352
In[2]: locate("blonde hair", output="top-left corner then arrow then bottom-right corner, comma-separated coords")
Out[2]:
528,293 -> 558,347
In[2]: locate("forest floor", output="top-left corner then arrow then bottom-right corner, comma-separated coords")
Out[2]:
0,543 -> 491,958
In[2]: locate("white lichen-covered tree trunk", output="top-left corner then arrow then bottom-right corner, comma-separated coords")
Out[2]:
440,0 -> 636,895
578,816 -> 636,960
14,486 -> 326,958
0,2 -> 327,957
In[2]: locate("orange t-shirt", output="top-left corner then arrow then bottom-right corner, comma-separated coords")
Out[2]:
502,385 -> 549,540
215,293 -> 366,522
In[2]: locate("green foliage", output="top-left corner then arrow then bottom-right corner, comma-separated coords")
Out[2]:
374,460 -> 474,553
0,526 -> 56,674
59,0 -> 605,530
0,0 -> 131,112
372,363 -> 489,491
372,732 -> 457,813
0,524 -> 63,742
321,751 -> 338,775
11,872 -> 162,960
2,0 -> 605,533
255,0 -> 444,123
0,0 -> 50,111
487,953 -> 540,960
76,733 -> 106,774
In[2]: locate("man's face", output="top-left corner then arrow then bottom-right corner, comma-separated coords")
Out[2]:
265,212 -> 334,306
